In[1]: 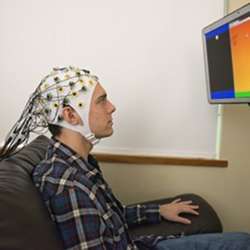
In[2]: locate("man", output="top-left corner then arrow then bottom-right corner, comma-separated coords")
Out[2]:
1,66 -> 250,249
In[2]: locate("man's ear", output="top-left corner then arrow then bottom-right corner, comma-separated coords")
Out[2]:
61,106 -> 82,125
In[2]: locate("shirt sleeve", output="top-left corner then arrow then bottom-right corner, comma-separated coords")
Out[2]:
50,187 -> 107,250
123,203 -> 161,227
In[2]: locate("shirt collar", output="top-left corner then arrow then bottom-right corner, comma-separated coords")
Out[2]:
47,137 -> 102,178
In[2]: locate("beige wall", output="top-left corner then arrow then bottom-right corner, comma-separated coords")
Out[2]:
229,0 -> 250,11
100,0 -> 250,233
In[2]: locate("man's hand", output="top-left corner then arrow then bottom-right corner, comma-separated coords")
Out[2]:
160,198 -> 199,224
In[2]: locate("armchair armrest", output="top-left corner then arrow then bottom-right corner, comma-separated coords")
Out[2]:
128,193 -> 223,238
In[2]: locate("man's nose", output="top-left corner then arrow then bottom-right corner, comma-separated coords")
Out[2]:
108,100 -> 116,113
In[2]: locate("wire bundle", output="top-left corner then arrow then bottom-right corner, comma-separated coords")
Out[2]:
0,87 -> 44,160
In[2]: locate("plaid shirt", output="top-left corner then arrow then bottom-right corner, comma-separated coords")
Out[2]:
32,138 -> 163,250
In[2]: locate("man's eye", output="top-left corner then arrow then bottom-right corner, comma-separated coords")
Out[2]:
97,98 -> 106,104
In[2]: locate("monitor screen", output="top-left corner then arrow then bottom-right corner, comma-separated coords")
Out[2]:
202,4 -> 250,104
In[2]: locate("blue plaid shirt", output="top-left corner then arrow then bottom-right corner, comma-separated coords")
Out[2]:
32,138 -> 164,250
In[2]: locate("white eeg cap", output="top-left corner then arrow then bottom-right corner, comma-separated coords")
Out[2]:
37,66 -> 100,145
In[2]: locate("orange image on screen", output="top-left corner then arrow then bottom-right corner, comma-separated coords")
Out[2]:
230,17 -> 250,97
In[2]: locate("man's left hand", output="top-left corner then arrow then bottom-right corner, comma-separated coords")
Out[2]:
159,198 -> 199,224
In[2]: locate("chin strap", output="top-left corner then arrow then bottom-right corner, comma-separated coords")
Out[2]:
85,133 -> 100,145
58,120 -> 100,146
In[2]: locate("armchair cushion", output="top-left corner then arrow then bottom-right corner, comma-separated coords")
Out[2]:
0,136 -> 62,250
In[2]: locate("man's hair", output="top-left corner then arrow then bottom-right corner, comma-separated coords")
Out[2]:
48,124 -> 62,137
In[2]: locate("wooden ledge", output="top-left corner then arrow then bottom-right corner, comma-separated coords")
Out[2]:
93,153 -> 228,167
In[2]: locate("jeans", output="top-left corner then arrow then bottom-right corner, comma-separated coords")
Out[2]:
155,232 -> 250,250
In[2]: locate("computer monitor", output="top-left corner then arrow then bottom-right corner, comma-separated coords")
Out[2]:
202,4 -> 250,104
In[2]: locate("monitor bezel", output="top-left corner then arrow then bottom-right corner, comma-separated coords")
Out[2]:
202,3 -> 250,104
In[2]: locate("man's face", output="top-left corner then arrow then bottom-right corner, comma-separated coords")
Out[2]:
89,83 -> 116,138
